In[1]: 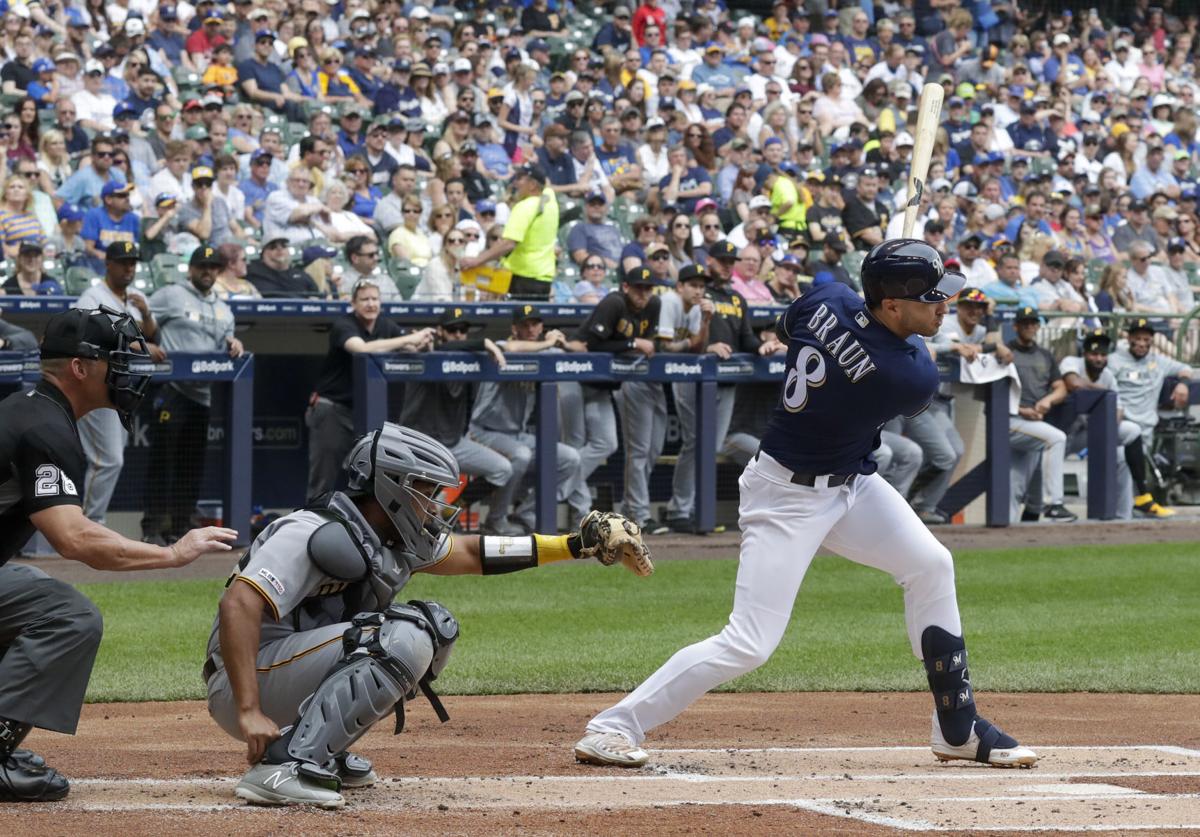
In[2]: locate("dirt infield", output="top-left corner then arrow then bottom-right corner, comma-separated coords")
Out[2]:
9,693 -> 1200,835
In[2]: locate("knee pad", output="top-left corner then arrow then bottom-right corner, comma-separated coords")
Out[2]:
921,625 -> 975,747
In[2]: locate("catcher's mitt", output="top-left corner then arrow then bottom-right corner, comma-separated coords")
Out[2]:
576,511 -> 654,577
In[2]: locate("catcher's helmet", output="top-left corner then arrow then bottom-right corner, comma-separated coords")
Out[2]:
344,423 -> 461,564
860,239 -> 965,308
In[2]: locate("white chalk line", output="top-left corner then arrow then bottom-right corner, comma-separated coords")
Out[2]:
52,744 -> 1200,832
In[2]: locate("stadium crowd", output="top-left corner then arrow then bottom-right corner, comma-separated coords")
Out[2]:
0,0 -> 1197,534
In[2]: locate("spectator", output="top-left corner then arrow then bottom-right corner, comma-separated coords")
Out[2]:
175,165 -> 232,249
387,196 -> 434,267
80,181 -> 139,269
1130,143 -> 1180,200
37,129 -> 72,194
414,228 -> 466,302
0,174 -> 45,259
142,246 -> 244,544
343,234 -> 400,299
1111,200 -> 1161,257
460,165 -> 559,300
247,236 -> 322,298
56,134 -> 124,208
212,154 -> 247,238
263,166 -> 334,245
71,59 -> 117,133
319,179 -> 376,244
574,256 -> 610,304
213,242 -> 260,300
373,165 -> 420,235
1125,240 -> 1177,315
567,190 -> 623,269
729,244 -> 773,303
1031,249 -> 1087,314
1,241 -> 62,295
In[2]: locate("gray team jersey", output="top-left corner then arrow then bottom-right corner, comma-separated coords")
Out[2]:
148,280 -> 236,407
75,283 -> 148,324
1107,348 -> 1193,428
656,289 -> 702,342
1059,356 -> 1122,410
468,340 -> 547,433
205,492 -> 451,666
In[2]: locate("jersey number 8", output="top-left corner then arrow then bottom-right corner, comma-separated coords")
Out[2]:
782,346 -> 828,413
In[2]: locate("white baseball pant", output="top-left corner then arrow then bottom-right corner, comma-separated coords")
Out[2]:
588,451 -> 962,745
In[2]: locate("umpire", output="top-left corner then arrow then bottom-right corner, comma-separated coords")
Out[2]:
0,307 -> 236,802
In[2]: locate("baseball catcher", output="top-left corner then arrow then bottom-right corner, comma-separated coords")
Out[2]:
206,422 -> 651,808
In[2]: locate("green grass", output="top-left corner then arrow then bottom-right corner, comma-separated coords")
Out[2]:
79,541 -> 1200,703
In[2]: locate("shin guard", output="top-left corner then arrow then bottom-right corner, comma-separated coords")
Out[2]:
921,626 -> 975,747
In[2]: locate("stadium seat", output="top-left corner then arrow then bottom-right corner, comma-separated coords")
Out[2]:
150,253 -> 181,283
63,266 -> 98,295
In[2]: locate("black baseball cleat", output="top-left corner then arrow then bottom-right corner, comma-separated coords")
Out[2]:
0,753 -> 70,802
1042,504 -> 1078,522
1020,510 -> 1040,522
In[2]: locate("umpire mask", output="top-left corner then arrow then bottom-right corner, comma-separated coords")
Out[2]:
40,305 -> 154,431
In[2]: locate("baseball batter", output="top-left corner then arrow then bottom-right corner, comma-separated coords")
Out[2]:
574,240 -> 1038,770
207,423 -> 653,808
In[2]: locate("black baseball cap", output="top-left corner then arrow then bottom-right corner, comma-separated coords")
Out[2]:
439,307 -> 472,328
515,163 -> 547,184
1014,305 -> 1040,323
512,303 -> 542,323
189,245 -> 223,267
678,263 -> 708,283
1127,317 -> 1155,335
623,265 -> 654,285
1081,329 -> 1112,353
105,240 -> 141,261
708,240 -> 738,261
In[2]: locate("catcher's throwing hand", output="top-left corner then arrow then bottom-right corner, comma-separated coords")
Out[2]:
576,511 -> 654,577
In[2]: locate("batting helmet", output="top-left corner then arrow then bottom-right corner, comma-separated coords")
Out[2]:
860,239 -> 965,308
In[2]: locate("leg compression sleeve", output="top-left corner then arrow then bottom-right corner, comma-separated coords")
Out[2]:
922,626 -> 975,747
1125,440 -> 1149,494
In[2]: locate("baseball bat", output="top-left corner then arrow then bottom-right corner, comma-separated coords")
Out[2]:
901,82 -> 945,240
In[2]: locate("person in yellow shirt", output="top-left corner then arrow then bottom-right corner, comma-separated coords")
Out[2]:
459,165 -> 559,300
202,43 -> 239,99
767,162 -> 807,240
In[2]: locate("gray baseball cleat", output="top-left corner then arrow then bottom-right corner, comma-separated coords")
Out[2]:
574,732 -> 649,767
235,761 -> 345,808
332,751 -> 377,789
930,711 -> 1038,768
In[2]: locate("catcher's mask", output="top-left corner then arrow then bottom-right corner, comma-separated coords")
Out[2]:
40,305 -> 153,431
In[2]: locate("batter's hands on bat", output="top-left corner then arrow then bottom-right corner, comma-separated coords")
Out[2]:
575,511 -> 654,577
170,526 -> 238,565
238,707 -> 281,765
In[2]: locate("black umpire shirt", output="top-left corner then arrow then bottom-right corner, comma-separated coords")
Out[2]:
0,381 -> 86,564
313,313 -> 407,407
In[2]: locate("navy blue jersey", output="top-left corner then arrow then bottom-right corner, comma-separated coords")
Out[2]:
760,283 -> 939,476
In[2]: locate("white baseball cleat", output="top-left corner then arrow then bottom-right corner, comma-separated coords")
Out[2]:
930,711 -> 1038,768
574,732 -> 649,767
235,761 -> 346,808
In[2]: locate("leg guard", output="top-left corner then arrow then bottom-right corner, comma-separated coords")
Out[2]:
921,626 -> 975,747
265,601 -> 457,772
